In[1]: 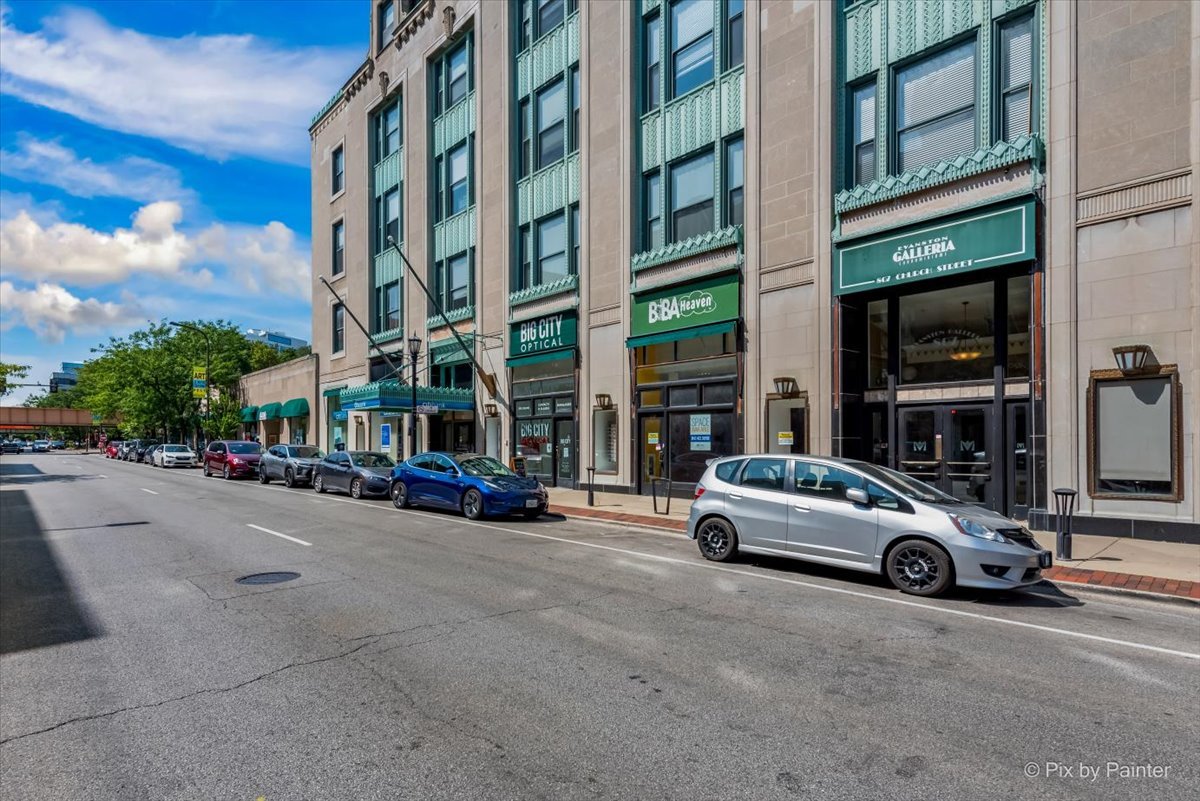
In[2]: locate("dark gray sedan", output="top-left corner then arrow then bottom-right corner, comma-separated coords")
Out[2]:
313,450 -> 396,498
259,444 -> 325,487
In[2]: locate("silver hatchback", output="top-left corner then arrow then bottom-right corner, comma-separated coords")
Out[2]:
687,455 -> 1052,596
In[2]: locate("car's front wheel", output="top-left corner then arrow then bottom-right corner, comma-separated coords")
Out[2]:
350,478 -> 363,499
222,464 -> 232,480
697,518 -> 738,562
284,468 -> 295,488
391,481 -> 409,509
313,474 -> 325,493
886,539 -> 953,597
259,468 -> 270,484
462,489 -> 484,520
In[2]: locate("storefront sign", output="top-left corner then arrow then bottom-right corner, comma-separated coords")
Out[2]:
509,312 -> 578,357
515,400 -> 533,417
834,201 -> 1035,295
535,398 -> 553,416
630,274 -> 740,338
554,397 -> 573,415
689,414 -> 712,451
518,420 -> 551,448
777,431 -> 794,446
415,403 -> 439,414
647,432 -> 659,445
380,424 -> 391,448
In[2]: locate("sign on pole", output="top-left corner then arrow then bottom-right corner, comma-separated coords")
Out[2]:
192,366 -> 207,398
415,403 -> 439,415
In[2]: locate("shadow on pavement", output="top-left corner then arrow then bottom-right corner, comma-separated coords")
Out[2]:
0,462 -> 45,476
0,489 -> 101,654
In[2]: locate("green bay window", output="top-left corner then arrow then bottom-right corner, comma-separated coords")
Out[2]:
644,13 -> 662,112
536,79 -> 566,168
671,0 -> 714,99
999,14 -> 1034,141
670,151 -> 714,242
851,82 -> 876,186
895,40 -> 977,173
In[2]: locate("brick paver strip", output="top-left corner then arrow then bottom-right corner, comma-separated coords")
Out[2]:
550,503 -> 1197,601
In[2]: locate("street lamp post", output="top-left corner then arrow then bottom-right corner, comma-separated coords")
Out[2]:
170,321 -> 211,449
408,332 -> 422,457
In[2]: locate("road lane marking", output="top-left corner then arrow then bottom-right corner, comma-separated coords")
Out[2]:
139,488 -> 158,495
256,485 -> 1199,662
247,523 -> 311,547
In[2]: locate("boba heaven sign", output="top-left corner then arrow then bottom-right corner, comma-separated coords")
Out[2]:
509,311 -> 577,357
834,201 -> 1035,295
630,274 -> 740,338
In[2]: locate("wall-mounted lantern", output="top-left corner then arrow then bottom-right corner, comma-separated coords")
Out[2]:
594,393 -> 613,410
772,377 -> 800,399
1112,344 -> 1152,375
483,403 -> 498,417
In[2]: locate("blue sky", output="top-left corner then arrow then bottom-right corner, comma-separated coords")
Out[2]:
0,0 -> 365,402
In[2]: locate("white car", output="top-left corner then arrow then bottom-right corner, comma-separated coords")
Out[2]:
153,444 -> 197,468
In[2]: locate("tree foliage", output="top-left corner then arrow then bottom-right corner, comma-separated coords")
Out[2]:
0,362 -> 31,398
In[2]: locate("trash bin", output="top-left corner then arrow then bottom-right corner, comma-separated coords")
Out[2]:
1053,488 -> 1077,561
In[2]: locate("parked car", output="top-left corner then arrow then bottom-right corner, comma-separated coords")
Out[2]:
48,439 -> 65,450
1,440 -> 22,454
120,440 -> 141,460
313,450 -> 396,498
203,440 -> 262,479
31,440 -> 50,453
146,444 -> 164,465
687,455 -> 1052,597
389,452 -> 548,520
259,444 -> 325,487
153,444 -> 197,468
132,440 -> 160,463
105,441 -> 123,459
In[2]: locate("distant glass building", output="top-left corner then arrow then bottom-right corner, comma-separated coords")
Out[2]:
243,329 -> 310,352
49,362 -> 83,394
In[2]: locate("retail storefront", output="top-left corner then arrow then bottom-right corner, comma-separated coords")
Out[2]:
834,200 -> 1040,517
281,398 -> 310,444
256,402 -> 282,445
428,336 -> 477,454
323,387 -> 346,451
337,380 -> 475,459
508,311 -> 578,487
627,273 -> 742,494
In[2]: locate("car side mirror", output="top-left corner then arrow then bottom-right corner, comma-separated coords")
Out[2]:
846,487 -> 870,505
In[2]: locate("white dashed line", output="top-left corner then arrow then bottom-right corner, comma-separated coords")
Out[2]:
139,488 -> 158,495
247,523 -> 311,547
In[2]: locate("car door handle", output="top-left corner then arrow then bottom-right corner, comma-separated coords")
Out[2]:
728,492 -> 743,499
792,504 -> 810,512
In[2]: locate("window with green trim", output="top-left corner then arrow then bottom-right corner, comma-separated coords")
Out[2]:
433,35 -> 472,116
375,97 -> 401,162
515,208 -> 578,292
569,66 -> 580,155
998,14 -> 1034,141
433,251 -> 472,313
536,78 -> 566,168
537,214 -> 568,284
432,363 -> 473,390
518,99 -> 531,178
644,171 -> 663,250
850,81 -> 876,187
670,151 -> 714,242
374,281 -> 400,334
725,0 -> 744,70
570,203 -> 580,275
895,40 -> 976,174
670,0 -> 714,99
644,13 -> 661,113
378,1 -> 395,53
435,137 -> 473,222
725,137 -> 743,227
537,0 -> 564,38
377,187 -> 400,252
518,0 -> 532,53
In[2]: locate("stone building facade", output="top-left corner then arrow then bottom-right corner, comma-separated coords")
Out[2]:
308,0 -> 1197,542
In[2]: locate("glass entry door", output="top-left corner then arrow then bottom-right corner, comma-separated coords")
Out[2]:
640,415 -> 665,489
555,420 -> 574,485
898,405 -> 995,509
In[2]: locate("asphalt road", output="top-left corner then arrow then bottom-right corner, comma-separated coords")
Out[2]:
1,452 -> 1197,800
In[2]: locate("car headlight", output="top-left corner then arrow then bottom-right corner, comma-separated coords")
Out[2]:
949,514 -> 1007,543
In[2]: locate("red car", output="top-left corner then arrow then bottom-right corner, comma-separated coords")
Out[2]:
202,440 -> 263,479
105,441 -> 123,459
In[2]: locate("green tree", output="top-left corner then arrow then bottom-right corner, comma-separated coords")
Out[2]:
0,362 -> 31,398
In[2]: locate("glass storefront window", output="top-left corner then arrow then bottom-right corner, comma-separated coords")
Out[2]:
593,409 -> 618,473
516,418 -> 553,479
636,355 -> 736,385
1007,275 -> 1031,378
899,282 -> 994,384
867,299 -> 888,389
667,411 -> 733,483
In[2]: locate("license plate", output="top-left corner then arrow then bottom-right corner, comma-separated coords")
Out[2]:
1038,551 -> 1052,569
525,499 -> 538,508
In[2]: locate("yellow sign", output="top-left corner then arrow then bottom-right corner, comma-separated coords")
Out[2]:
192,367 -> 207,381
193,388 -> 207,398
777,431 -> 794,446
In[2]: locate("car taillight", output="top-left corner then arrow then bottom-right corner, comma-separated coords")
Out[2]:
694,485 -> 706,499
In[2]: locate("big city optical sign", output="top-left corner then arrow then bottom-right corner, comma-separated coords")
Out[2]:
509,311 -> 578,357
834,201 -> 1035,295
630,274 -> 740,338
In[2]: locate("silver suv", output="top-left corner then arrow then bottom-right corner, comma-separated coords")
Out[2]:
687,455 -> 1051,597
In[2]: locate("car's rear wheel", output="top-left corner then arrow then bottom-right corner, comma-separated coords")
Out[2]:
462,489 -> 484,520
284,468 -> 295,488
350,478 -> 363,499
697,518 -> 738,562
886,539 -> 953,597
222,464 -> 232,480
259,469 -> 270,484
391,481 -> 409,509
313,474 -> 325,493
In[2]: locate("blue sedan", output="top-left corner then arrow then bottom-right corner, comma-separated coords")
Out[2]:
389,452 -> 548,520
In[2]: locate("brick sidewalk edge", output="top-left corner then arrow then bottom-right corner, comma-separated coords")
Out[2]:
549,504 -> 1200,602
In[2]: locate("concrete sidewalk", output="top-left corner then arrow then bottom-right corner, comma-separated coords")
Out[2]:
546,487 -> 1200,601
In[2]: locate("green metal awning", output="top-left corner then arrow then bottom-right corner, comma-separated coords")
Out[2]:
257,402 -> 283,420
322,386 -> 345,397
625,320 -> 736,350
239,406 -> 258,423
505,349 -> 574,368
281,397 -> 310,418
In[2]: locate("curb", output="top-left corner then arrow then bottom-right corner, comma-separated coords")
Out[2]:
1046,578 -> 1200,607
550,505 -> 687,533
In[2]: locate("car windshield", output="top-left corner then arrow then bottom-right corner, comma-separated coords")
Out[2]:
457,456 -> 515,477
353,453 -> 395,468
852,462 -> 962,504
228,442 -> 261,454
286,446 -> 324,459
164,445 -> 189,452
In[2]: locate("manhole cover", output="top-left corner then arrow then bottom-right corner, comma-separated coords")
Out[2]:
235,571 -> 301,586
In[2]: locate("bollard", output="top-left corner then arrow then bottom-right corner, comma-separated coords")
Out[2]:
586,466 -> 595,507
1053,488 -> 1077,561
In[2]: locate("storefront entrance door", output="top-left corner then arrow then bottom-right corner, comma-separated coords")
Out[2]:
555,420 -> 574,486
898,405 -> 995,509
640,415 -> 665,489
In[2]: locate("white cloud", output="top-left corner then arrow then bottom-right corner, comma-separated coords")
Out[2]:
0,6 -> 359,164
0,201 -> 309,300
0,280 -> 147,343
0,136 -> 191,203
